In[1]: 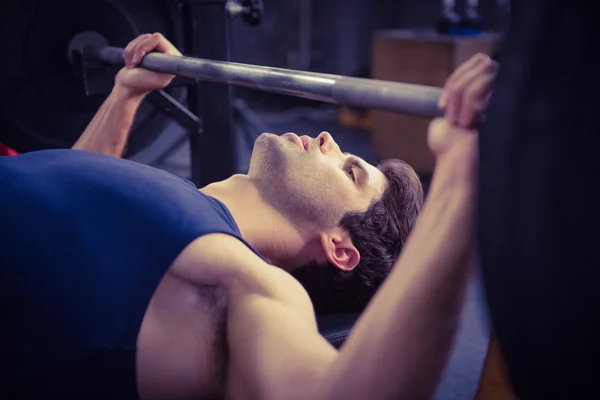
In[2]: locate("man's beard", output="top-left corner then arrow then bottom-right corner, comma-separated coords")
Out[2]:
250,138 -> 342,229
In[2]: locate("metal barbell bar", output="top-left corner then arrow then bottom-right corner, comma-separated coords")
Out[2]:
82,46 -> 444,118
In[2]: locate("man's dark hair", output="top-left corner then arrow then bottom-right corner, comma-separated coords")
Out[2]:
292,159 -> 424,314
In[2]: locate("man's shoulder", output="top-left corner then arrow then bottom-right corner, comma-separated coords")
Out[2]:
170,233 -> 313,311
171,233 -> 269,283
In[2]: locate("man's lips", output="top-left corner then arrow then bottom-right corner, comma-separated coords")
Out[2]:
284,133 -> 308,151
299,136 -> 310,151
293,134 -> 305,151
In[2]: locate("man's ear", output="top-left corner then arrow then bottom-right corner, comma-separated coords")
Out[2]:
319,229 -> 360,272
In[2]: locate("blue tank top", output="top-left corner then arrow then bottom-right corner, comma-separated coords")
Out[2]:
0,149 -> 263,398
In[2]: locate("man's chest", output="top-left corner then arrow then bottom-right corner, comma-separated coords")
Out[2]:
135,271 -> 229,399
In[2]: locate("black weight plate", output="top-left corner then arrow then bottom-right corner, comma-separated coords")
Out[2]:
479,0 -> 600,398
0,0 -> 184,157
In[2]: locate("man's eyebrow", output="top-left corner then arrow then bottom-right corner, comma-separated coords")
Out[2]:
343,153 -> 370,182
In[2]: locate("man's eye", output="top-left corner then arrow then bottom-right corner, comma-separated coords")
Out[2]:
345,167 -> 356,181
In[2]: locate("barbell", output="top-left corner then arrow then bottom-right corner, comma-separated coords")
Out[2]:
1,0 -> 447,157
80,44 -> 444,118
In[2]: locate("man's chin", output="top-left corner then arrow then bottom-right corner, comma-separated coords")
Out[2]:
248,134 -> 287,178
255,132 -> 279,143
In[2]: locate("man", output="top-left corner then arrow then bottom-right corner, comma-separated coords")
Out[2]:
73,33 -> 424,315
0,33 -> 497,399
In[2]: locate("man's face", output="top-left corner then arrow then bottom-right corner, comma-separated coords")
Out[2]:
248,131 -> 387,229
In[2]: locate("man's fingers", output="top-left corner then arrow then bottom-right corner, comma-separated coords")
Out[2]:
457,73 -> 497,128
439,54 -> 488,109
455,59 -> 498,128
118,32 -> 181,94
446,53 -> 490,88
123,34 -> 151,68
152,32 -> 183,56
127,33 -> 182,69
448,56 -> 497,97
443,56 -> 497,124
131,34 -> 161,66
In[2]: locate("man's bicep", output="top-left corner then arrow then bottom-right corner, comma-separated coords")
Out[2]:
226,282 -> 338,400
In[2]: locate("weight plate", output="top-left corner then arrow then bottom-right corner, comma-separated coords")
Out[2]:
0,0 -> 184,157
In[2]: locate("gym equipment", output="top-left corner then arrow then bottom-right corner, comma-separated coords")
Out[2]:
0,0 -> 185,157
79,45 -> 444,118
437,0 -> 461,34
179,0 -> 237,186
479,0 -> 599,398
461,0 -> 483,35
2,0 -> 446,187
0,0 -> 244,186
226,0 -> 263,26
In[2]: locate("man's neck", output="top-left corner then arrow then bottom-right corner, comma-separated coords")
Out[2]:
200,175 -> 314,270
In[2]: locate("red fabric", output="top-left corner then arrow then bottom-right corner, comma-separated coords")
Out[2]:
0,142 -> 19,156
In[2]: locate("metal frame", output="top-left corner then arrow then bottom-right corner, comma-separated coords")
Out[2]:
178,0 -> 236,186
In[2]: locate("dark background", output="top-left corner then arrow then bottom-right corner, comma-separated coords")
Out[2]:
231,0 -> 502,76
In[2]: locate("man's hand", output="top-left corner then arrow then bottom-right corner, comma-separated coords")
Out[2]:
428,53 -> 499,160
74,33 -> 181,156
115,33 -> 182,98
439,53 -> 498,128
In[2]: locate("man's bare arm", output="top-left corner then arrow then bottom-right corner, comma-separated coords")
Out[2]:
320,139 -> 477,399
72,33 -> 179,156
72,87 -> 144,156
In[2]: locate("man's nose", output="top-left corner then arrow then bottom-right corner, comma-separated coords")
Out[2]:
317,131 -> 341,156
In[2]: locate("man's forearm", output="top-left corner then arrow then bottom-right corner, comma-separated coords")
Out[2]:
322,144 -> 477,399
72,86 -> 145,157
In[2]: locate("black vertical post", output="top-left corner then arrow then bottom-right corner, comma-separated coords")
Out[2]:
179,0 -> 236,186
